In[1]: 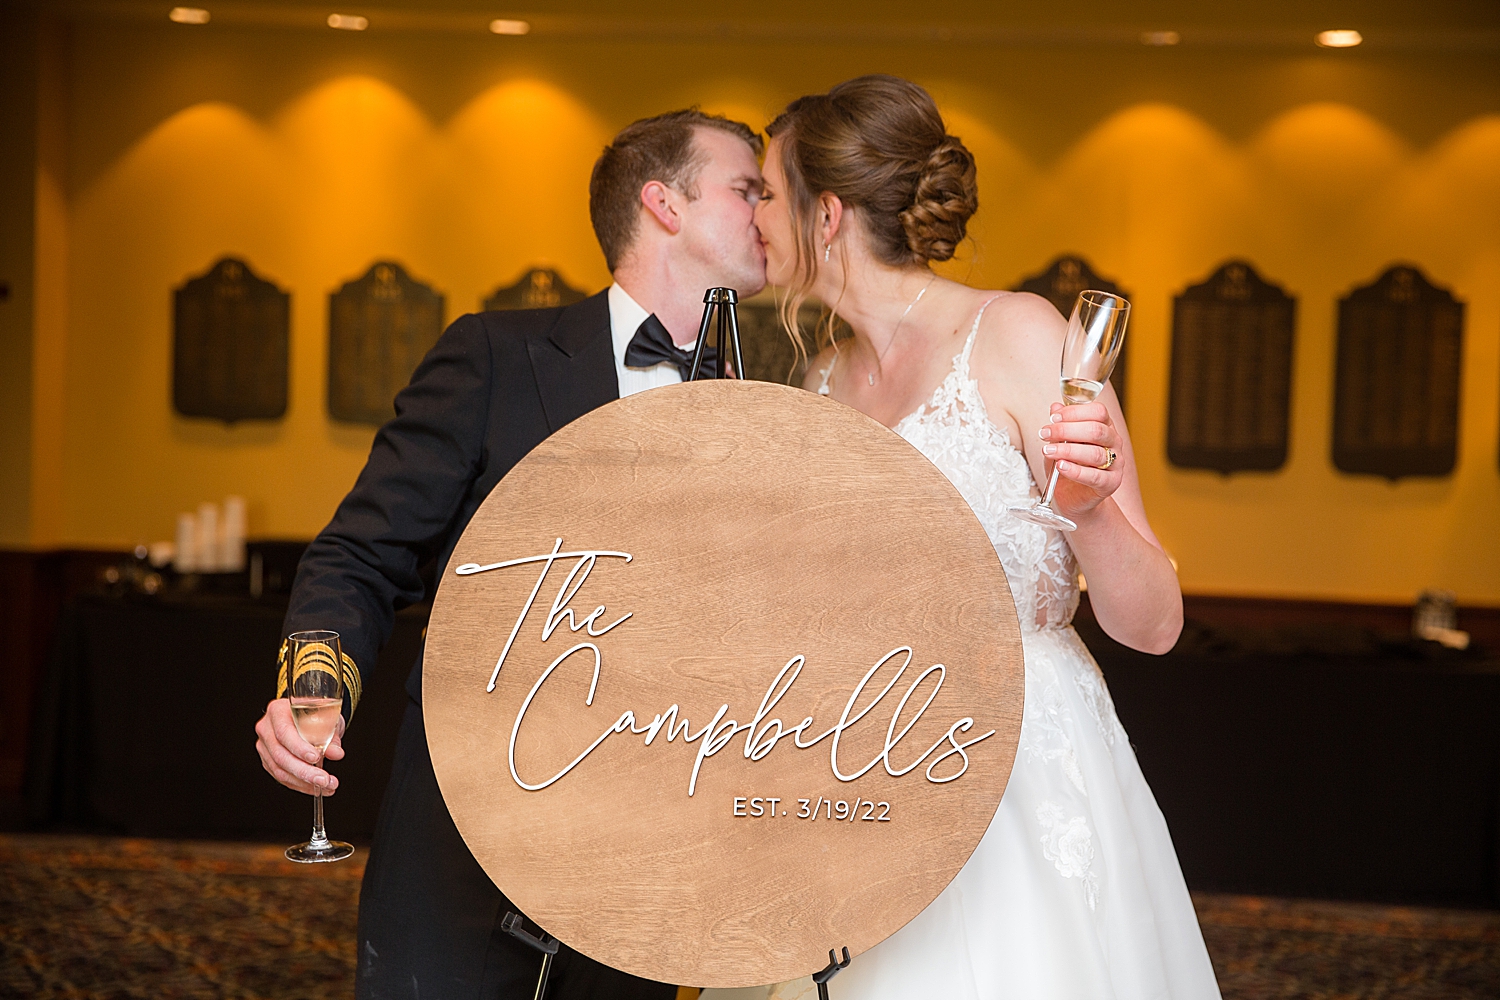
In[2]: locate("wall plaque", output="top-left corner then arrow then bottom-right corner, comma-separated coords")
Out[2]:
1334,265 -> 1464,479
483,267 -> 589,312
1167,261 -> 1296,473
423,380 -> 1023,988
328,262 -> 444,425
1017,255 -> 1131,411
173,257 -> 289,422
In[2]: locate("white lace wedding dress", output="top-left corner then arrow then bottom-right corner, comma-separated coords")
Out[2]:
710,299 -> 1222,1000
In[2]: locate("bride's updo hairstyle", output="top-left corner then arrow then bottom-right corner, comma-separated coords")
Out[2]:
766,75 -> 978,348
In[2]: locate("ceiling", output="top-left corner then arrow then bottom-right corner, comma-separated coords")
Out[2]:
27,0 -> 1500,45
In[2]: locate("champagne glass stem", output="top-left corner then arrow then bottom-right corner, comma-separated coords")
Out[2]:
284,631 -> 354,863
309,752 -> 330,848
1039,463 -> 1063,510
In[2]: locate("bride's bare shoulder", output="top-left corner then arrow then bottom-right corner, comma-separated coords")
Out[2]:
965,290 -> 1063,369
984,291 -> 1066,343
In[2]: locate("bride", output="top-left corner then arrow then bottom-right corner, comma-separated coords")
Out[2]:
725,75 -> 1222,999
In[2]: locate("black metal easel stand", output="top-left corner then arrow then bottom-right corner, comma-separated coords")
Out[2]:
503,911 -> 561,1000
813,947 -> 852,999
687,287 -> 746,382
506,906 -> 848,1000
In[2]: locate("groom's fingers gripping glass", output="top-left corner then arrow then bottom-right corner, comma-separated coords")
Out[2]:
254,710 -> 325,794
256,699 -> 341,795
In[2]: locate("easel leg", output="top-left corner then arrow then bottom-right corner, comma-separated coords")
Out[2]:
812,947 -> 850,1000
503,911 -> 561,1000
687,288 -> 743,382
533,951 -> 553,1000
714,300 -> 726,378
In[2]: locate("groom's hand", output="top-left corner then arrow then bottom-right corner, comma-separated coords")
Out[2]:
1038,400 -> 1124,517
255,699 -> 344,796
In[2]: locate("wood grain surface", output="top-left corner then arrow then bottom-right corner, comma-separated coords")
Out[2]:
423,380 -> 1023,988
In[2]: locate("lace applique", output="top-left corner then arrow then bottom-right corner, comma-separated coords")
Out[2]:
894,300 -> 1079,633
1037,801 -> 1099,911
1019,656 -> 1087,794
1074,666 -> 1117,755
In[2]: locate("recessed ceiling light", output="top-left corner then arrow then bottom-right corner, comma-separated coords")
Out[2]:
169,7 -> 210,24
489,18 -> 530,35
328,13 -> 368,30
1316,29 -> 1362,48
1141,30 -> 1180,46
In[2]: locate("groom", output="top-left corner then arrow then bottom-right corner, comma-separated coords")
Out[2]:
253,109 -> 767,999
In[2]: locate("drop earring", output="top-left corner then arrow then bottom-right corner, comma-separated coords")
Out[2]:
824,243 -> 831,263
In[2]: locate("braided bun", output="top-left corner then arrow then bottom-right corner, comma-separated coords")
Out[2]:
900,136 -> 978,263
766,75 -> 982,353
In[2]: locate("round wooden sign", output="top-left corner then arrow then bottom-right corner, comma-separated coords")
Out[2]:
424,380 -> 1023,988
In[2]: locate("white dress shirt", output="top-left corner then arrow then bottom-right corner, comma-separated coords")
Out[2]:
608,282 -> 694,398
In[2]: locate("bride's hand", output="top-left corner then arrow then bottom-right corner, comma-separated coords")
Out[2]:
1037,401 -> 1124,519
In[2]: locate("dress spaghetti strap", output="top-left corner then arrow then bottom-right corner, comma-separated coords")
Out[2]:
958,293 -> 1005,375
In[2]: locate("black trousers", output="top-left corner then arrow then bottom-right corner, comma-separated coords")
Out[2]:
356,699 -> 680,1000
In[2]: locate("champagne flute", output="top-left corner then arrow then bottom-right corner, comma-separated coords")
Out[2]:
284,630 -> 355,863
1010,290 -> 1130,532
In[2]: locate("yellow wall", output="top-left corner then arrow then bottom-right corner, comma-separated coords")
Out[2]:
21,20 -> 1500,604
31,16 -> 69,550
0,12 -> 40,548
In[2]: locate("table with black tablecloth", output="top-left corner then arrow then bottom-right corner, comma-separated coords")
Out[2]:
26,592 -> 425,843
25,592 -> 1500,907
1076,613 -> 1500,908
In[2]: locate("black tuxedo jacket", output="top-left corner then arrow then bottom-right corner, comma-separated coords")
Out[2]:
284,289 -> 619,711
283,291 -> 679,999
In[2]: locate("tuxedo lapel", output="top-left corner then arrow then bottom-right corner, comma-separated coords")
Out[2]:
526,289 -> 620,433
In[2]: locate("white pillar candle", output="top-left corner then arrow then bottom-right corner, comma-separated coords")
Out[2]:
196,502 -> 220,572
221,495 -> 247,572
174,512 -> 197,573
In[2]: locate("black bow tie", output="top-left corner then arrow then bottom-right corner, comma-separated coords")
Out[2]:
624,314 -> 716,381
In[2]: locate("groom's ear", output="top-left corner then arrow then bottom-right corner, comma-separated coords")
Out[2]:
639,180 -> 683,236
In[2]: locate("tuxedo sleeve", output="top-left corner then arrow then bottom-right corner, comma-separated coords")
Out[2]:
280,314 -> 493,720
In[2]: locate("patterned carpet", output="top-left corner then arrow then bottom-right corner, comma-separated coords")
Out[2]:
2,834 -> 1497,999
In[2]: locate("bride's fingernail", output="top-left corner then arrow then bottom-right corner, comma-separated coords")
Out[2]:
1050,413 -> 1063,423
1042,444 -> 1057,456
1038,427 -> 1051,440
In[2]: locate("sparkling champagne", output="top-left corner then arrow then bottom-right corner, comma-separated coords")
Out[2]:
291,697 -> 343,751
1060,377 -> 1104,405
1010,290 -> 1129,532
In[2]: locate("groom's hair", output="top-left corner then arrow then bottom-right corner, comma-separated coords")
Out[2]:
590,109 -> 762,271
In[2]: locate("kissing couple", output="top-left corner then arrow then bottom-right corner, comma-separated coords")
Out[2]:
257,74 -> 1220,1000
